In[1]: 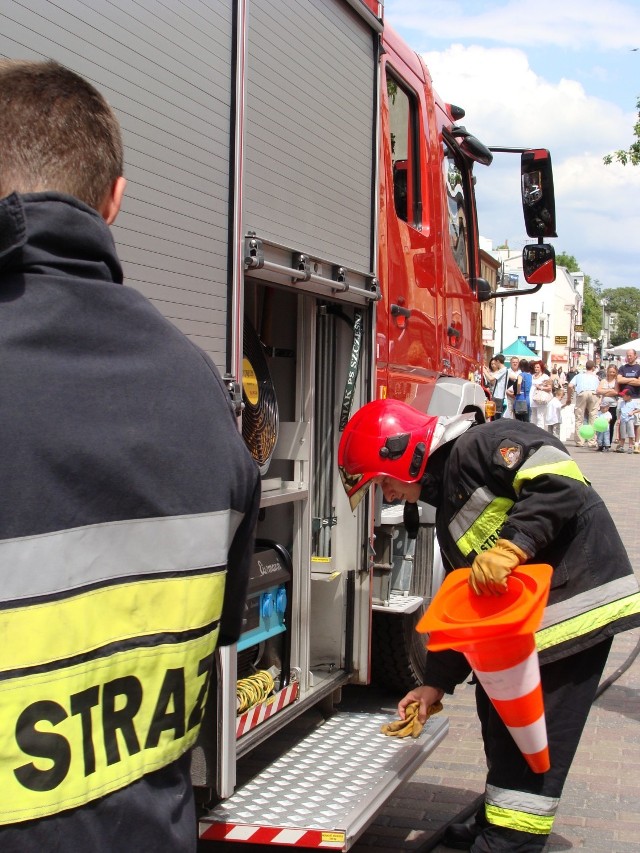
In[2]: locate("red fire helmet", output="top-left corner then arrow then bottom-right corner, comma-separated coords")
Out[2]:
338,399 -> 439,511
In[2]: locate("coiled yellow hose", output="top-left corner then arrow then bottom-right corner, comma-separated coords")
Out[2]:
236,669 -> 275,714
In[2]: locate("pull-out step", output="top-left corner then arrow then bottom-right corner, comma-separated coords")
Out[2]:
199,708 -> 448,849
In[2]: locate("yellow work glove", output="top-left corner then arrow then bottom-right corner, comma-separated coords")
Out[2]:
470,539 -> 527,596
380,700 -> 443,738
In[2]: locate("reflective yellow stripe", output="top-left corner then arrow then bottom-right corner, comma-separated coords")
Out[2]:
485,803 -> 554,834
0,573 -> 225,672
536,592 -> 640,651
0,631 -> 217,824
513,459 -> 588,493
455,497 -> 513,556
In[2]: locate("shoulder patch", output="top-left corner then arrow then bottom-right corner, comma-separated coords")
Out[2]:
496,440 -> 523,468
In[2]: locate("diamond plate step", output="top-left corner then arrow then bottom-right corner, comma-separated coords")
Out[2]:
199,708 -> 448,849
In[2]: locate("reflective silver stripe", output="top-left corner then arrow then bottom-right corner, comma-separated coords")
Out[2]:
485,783 -> 559,816
448,486 -> 497,542
0,510 -> 243,603
540,576 -> 640,630
517,445 -> 572,472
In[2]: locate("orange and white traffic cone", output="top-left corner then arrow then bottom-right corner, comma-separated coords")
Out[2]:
417,565 -> 552,774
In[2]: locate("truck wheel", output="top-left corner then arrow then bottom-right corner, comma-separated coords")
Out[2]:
371,608 -> 427,694
370,524 -> 445,695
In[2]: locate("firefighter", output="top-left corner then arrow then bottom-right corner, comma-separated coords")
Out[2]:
0,61 -> 260,851
338,399 -> 640,852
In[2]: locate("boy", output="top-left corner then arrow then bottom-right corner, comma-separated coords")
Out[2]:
596,400 -> 612,451
545,386 -> 565,439
616,388 -> 640,453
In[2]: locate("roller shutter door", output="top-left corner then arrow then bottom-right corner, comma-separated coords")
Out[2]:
0,0 -> 234,370
244,0 -> 376,274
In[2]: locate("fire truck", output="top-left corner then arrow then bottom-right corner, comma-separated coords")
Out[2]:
1,0 -> 556,848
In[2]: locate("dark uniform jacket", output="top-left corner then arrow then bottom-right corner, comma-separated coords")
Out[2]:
0,193 -> 260,851
421,420 -> 640,693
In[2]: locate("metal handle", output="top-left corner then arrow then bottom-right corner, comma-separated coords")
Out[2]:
391,304 -> 412,318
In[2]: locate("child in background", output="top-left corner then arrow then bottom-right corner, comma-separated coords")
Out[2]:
616,389 -> 640,454
596,401 -> 612,451
545,386 -> 565,439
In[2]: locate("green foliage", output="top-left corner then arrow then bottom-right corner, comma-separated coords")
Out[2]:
602,287 -> 640,344
582,277 -> 603,339
555,252 -> 580,273
603,97 -> 640,166
551,252 -> 640,344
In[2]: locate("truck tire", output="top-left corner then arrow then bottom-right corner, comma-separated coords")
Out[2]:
371,524 -> 447,694
371,607 -> 427,694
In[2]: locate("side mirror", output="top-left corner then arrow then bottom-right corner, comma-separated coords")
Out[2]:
451,126 -> 494,167
521,149 -> 557,238
523,243 -> 556,284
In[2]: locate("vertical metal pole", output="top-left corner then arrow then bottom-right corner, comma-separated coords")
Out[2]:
313,308 -> 336,558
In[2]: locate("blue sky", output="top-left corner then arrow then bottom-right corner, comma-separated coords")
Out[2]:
386,0 -> 640,290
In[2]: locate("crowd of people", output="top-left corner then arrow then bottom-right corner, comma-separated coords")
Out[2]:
483,348 -> 640,451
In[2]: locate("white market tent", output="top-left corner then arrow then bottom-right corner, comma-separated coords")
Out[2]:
605,338 -> 640,356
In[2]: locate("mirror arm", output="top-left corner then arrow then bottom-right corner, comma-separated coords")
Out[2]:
485,284 -> 542,301
487,146 -> 529,153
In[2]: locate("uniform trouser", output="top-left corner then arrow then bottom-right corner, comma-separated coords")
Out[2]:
469,638 -> 612,853
574,391 -> 599,444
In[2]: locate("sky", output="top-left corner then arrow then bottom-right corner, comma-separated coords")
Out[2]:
387,0 -> 640,290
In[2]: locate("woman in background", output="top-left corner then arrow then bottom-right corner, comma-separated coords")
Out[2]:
530,360 -> 553,429
514,359 -> 532,422
504,356 -> 522,419
597,363 -> 620,447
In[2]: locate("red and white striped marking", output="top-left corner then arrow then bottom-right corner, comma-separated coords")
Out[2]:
199,822 -> 346,848
236,681 -> 299,738
467,639 -> 550,774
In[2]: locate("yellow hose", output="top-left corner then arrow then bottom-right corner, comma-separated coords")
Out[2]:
236,669 -> 275,714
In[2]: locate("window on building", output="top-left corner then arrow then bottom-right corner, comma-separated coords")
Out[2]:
530,312 -> 538,336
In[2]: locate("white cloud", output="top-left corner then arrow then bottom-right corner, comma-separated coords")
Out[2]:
417,44 -> 640,288
422,45 -> 634,155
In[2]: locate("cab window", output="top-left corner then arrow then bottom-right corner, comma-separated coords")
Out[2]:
443,145 -> 469,277
386,73 -> 420,226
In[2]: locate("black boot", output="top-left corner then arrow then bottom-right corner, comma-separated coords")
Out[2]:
441,821 -> 481,850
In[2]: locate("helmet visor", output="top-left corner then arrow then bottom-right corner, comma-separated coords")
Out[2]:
339,466 -> 373,512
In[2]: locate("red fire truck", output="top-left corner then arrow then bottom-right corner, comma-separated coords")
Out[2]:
2,0 -> 556,848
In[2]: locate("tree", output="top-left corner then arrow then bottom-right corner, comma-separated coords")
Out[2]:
555,251 -> 580,273
582,276 -> 603,340
601,287 -> 640,344
603,96 -> 640,166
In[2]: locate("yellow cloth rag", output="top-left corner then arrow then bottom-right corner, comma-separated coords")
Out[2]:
380,700 -> 443,738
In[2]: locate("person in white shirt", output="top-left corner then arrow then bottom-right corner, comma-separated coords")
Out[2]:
566,361 -> 600,447
530,360 -> 553,429
484,355 -> 508,419
504,356 -> 522,419
545,387 -> 565,439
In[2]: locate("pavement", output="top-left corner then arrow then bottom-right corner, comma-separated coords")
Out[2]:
350,440 -> 640,853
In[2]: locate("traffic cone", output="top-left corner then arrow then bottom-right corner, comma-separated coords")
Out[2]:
417,565 -> 552,774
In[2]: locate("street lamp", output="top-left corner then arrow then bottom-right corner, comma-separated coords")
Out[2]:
600,298 -> 608,352
539,312 -> 548,366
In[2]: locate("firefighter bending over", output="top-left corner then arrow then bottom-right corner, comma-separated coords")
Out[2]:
339,399 -> 640,853
0,61 -> 260,851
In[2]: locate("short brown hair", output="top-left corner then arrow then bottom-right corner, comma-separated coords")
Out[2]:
0,60 -> 123,210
